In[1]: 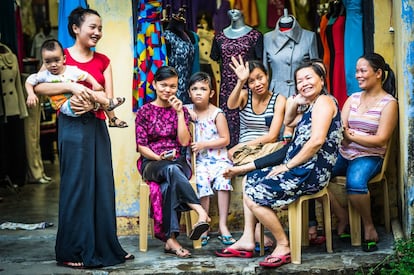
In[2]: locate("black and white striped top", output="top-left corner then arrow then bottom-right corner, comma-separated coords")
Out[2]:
239,91 -> 278,143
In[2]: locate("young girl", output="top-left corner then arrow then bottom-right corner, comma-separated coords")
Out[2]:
186,72 -> 235,246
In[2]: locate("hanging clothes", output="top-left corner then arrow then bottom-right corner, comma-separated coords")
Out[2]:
210,29 -> 263,148
0,43 -> 27,118
263,16 -> 319,98
0,0 -> 18,56
343,0 -> 364,95
329,11 -> 347,109
266,0 -> 286,29
132,0 -> 167,111
57,0 -> 88,49
233,0 -> 259,27
319,13 -> 331,92
213,0 -> 231,34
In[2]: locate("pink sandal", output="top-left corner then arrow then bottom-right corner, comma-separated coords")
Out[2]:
259,253 -> 291,268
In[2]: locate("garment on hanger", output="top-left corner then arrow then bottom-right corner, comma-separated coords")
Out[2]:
0,43 -> 27,118
263,16 -> 318,98
210,28 -> 263,148
326,4 -> 347,109
343,0 -> 363,95
132,0 -> 167,111
164,15 -> 197,104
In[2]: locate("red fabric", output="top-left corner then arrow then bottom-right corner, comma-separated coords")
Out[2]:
267,0 -> 285,28
15,6 -> 24,72
63,48 -> 108,120
319,14 -> 331,93
331,15 -> 347,109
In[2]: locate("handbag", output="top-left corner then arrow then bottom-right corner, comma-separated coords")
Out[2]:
232,141 -> 285,166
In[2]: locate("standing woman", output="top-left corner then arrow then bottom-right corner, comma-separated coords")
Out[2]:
329,52 -> 397,252
135,66 -> 210,258
34,7 -> 132,268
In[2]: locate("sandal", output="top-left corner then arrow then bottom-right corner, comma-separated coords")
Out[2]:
164,247 -> 192,258
218,235 -> 236,245
259,253 -> 291,268
362,240 -> 378,252
107,97 -> 126,111
109,116 -> 128,128
201,235 -> 210,246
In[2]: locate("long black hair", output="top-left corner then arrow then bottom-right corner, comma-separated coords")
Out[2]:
360,52 -> 396,97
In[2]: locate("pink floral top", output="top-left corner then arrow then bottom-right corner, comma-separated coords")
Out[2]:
135,102 -> 190,171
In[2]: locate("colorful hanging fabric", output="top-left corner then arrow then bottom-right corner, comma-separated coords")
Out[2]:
58,0 -> 88,49
132,0 -> 167,111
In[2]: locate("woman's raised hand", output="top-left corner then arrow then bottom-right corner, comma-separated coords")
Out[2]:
168,95 -> 183,113
229,55 -> 249,82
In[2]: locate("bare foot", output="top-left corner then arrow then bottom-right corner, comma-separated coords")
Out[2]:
270,244 -> 290,257
364,225 -> 378,242
227,235 -> 255,252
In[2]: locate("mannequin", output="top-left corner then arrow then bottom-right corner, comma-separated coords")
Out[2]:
210,9 -> 263,147
223,9 -> 252,39
278,9 -> 294,29
0,42 -> 28,186
262,9 -> 318,98
164,8 -> 197,104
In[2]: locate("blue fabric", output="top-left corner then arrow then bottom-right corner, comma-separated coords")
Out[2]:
344,0 -> 364,95
331,153 -> 383,194
58,0 -> 87,49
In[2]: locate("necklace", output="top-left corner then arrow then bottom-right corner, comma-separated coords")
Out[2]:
357,93 -> 383,113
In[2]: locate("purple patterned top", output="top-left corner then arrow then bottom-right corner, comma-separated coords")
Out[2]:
135,102 -> 190,161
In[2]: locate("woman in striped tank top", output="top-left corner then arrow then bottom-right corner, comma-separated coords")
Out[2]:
329,53 -> 398,252
227,55 -> 287,250
227,55 -> 287,160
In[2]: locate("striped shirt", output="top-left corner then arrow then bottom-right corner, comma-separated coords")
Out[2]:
340,92 -> 396,160
239,91 -> 278,143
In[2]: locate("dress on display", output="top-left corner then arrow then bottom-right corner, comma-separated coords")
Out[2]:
343,0 -> 364,95
133,0 -> 168,111
164,30 -> 195,104
263,17 -> 318,98
210,29 -> 263,148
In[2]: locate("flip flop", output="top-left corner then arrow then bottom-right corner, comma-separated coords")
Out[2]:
215,248 -> 253,258
189,221 -> 210,240
57,262 -> 85,269
362,240 -> 378,252
259,253 -> 291,268
201,236 -> 210,246
164,247 -> 192,258
218,235 -> 236,245
255,242 -> 271,252
309,235 -> 326,245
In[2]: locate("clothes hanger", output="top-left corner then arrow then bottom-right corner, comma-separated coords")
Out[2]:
279,8 -> 294,29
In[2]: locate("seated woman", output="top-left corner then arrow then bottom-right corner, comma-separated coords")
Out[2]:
217,61 -> 342,269
227,55 -> 287,249
135,66 -> 210,258
329,52 -> 397,252
227,55 -> 286,160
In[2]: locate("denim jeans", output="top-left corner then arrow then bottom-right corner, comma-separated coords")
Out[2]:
332,154 -> 383,194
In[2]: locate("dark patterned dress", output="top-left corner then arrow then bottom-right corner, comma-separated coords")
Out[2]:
210,30 -> 263,147
245,97 -> 343,209
164,30 -> 195,104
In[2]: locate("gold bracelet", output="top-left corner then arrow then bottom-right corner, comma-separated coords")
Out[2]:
285,163 -> 290,170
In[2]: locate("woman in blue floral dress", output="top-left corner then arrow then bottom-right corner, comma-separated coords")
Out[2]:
217,61 -> 342,268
